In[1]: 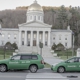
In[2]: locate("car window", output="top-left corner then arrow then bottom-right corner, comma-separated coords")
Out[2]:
78,58 -> 80,62
21,55 -> 31,60
67,58 -> 78,63
11,55 -> 21,60
31,55 -> 38,60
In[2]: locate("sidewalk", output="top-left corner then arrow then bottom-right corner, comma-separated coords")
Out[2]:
43,57 -> 64,65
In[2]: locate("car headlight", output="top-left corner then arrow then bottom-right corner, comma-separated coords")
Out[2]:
52,63 -> 58,67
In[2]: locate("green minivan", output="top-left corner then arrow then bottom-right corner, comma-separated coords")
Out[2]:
51,57 -> 80,73
0,54 -> 44,73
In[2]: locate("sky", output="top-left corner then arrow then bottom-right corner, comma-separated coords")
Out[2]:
0,0 -> 80,10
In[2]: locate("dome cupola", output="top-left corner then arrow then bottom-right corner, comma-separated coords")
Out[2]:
26,0 -> 44,23
28,0 -> 43,11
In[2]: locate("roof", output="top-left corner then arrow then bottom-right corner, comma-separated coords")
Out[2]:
27,0 -> 43,11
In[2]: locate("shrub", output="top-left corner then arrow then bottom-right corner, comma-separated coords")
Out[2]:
56,43 -> 64,51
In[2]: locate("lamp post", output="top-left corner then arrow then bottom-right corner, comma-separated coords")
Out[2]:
39,42 -> 43,56
72,31 -> 74,56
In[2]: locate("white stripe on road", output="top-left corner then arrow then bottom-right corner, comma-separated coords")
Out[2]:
25,73 -> 69,80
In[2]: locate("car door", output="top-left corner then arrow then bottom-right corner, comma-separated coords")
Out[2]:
19,55 -> 31,69
9,55 -> 21,69
77,57 -> 80,71
65,57 -> 79,71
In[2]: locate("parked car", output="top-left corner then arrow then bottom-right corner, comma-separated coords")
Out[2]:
0,54 -> 44,73
51,57 -> 80,73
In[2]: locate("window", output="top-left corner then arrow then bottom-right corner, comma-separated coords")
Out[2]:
33,33 -> 36,39
59,36 -> 61,40
14,34 -> 17,39
32,55 -> 38,60
39,34 -> 42,40
67,58 -> 78,63
30,16 -> 32,20
22,33 -> 24,39
21,55 -> 31,60
28,41 -> 30,46
22,41 -> 24,45
2,41 -> 4,46
45,33 -> 48,39
65,38 -> 67,40
34,16 -> 36,21
8,34 -> 10,39
28,34 -> 30,39
2,34 -> 4,37
11,55 -> 21,60
41,17 -> 43,21
65,43 -> 67,46
45,42 -> 47,46
38,16 -> 40,20
53,37 -> 55,40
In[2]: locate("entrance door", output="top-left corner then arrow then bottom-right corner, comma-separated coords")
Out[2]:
33,40 -> 36,46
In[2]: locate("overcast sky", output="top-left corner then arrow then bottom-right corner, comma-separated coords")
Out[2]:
0,0 -> 80,10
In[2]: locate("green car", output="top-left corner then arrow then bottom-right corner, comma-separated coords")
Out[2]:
0,54 -> 44,73
51,57 -> 80,73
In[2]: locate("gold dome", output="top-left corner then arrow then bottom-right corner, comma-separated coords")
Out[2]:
28,0 -> 43,11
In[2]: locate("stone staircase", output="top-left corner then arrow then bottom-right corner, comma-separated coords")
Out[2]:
42,46 -> 53,58
18,46 -> 53,58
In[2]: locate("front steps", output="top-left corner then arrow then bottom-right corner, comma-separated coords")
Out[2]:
18,46 -> 53,58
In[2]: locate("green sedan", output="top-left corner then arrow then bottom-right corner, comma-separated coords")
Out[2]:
51,57 -> 80,73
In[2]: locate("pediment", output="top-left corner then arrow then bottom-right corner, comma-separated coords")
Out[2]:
18,21 -> 52,28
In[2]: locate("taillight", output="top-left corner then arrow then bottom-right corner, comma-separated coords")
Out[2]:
41,60 -> 44,64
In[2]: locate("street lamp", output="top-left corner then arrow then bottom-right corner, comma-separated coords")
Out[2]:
72,31 -> 74,56
39,42 -> 43,56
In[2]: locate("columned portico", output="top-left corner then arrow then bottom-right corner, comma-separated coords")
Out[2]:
43,31 -> 45,46
19,30 -> 51,47
24,31 -> 27,46
30,31 -> 33,46
48,31 -> 50,46
37,31 -> 39,46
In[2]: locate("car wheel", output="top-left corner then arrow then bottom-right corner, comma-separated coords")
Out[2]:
29,65 -> 38,73
58,66 -> 65,73
0,65 -> 7,72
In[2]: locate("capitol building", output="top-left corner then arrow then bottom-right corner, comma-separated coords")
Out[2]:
0,0 -> 72,56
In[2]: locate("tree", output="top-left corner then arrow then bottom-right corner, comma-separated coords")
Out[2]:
69,7 -> 80,47
57,5 -> 68,29
11,43 -> 18,49
51,43 -> 57,50
5,42 -> 12,49
56,43 -> 64,51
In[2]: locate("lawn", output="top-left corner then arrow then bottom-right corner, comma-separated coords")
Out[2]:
0,48 -> 14,59
53,50 -> 76,60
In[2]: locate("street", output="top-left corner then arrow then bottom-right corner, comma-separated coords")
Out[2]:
0,68 -> 80,80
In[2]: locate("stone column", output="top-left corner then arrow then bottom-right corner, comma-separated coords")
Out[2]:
19,31 -> 21,46
24,31 -> 27,46
43,31 -> 45,46
48,31 -> 50,46
30,31 -> 33,46
37,31 -> 39,46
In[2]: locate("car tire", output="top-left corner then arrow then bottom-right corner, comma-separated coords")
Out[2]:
0,64 -> 7,72
58,66 -> 65,73
29,65 -> 38,73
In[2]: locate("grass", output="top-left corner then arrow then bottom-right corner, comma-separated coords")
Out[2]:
52,50 -> 76,60
0,49 -> 14,60
60,56 -> 73,60
44,63 -> 51,68
0,55 -> 11,60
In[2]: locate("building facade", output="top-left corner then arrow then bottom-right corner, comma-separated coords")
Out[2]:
0,0 -> 72,54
